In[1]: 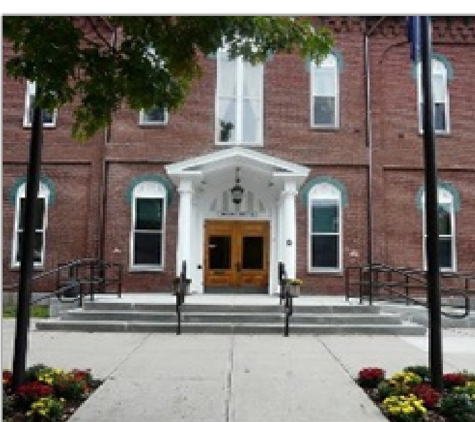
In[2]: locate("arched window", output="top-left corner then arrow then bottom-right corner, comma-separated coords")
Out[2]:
215,46 -> 264,145
421,186 -> 457,271
307,180 -> 345,272
12,182 -> 50,267
417,57 -> 451,134
310,53 -> 339,128
130,180 -> 167,270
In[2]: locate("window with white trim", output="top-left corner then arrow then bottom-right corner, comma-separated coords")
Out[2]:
422,187 -> 456,271
130,181 -> 166,270
23,81 -> 57,127
308,182 -> 342,272
216,47 -> 263,145
12,182 -> 49,267
139,106 -> 168,125
311,54 -> 339,128
418,58 -> 450,134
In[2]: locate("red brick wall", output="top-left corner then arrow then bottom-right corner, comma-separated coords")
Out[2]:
3,17 -> 475,296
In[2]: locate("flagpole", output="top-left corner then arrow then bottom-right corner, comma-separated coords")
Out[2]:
420,15 -> 443,392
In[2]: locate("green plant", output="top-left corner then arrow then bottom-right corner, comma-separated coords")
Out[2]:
377,379 -> 411,400
286,278 -> 303,286
382,394 -> 427,422
357,367 -> 386,389
26,396 -> 65,421
403,365 -> 430,382
3,305 -> 49,319
439,393 -> 475,422
454,381 -> 475,401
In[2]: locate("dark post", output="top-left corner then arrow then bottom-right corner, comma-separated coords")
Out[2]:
12,101 -> 44,390
420,16 -> 443,391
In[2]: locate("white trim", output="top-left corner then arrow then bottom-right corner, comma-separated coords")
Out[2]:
421,188 -> 457,272
307,183 -> 343,273
215,48 -> 264,145
130,181 -> 167,271
23,81 -> 57,128
310,54 -> 339,129
11,182 -> 49,268
417,59 -> 450,135
139,107 -> 169,126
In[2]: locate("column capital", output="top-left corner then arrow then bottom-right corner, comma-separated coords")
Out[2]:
178,179 -> 194,194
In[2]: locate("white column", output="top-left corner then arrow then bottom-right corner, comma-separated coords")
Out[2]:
281,181 -> 297,279
176,179 -> 193,277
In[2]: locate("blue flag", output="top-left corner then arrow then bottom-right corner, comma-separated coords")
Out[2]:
407,16 -> 421,62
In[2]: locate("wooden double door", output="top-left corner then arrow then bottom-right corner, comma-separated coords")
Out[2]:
204,220 -> 269,291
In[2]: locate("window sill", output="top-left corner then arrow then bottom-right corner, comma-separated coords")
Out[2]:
129,267 -> 164,273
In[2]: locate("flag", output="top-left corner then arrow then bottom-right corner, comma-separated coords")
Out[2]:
407,16 -> 421,62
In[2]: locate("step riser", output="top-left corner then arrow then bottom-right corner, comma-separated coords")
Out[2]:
35,321 -> 426,336
82,302 -> 381,314
62,312 -> 402,325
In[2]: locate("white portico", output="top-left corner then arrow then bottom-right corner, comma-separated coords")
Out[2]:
165,147 -> 310,294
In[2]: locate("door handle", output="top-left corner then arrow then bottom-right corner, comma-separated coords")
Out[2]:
236,262 -> 241,272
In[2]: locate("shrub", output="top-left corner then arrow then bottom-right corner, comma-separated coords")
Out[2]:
26,396 -> 65,421
439,393 -> 475,422
356,367 -> 386,389
15,381 -> 54,409
411,383 -> 442,409
403,365 -> 430,382
443,373 -> 469,390
381,394 -> 427,422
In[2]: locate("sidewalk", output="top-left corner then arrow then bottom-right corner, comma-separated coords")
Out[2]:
2,317 -> 475,422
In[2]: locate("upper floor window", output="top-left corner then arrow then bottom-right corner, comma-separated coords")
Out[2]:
130,181 -> 167,270
311,54 -> 339,129
139,106 -> 168,125
417,58 -> 450,134
216,47 -> 264,145
421,186 -> 457,271
307,181 -> 344,272
23,81 -> 57,128
12,182 -> 50,268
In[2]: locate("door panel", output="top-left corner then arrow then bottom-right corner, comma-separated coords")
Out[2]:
204,220 -> 269,289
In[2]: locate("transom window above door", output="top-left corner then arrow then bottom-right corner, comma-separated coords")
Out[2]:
215,47 -> 264,145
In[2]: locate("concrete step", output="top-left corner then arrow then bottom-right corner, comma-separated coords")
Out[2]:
60,309 -> 403,325
34,319 -> 426,335
81,301 -> 382,314
35,298 -> 427,335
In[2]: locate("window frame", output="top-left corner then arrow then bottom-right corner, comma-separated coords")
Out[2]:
417,58 -> 450,135
307,183 -> 343,273
11,182 -> 49,268
130,181 -> 167,271
23,81 -> 57,128
215,47 -> 264,146
422,188 -> 457,272
310,54 -> 339,129
139,106 -> 169,126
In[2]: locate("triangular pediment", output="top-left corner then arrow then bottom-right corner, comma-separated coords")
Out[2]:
165,147 -> 310,186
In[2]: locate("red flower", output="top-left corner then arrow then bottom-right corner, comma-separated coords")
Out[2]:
412,383 -> 442,409
357,367 -> 386,388
443,373 -> 467,389
3,370 -> 13,386
15,381 -> 54,407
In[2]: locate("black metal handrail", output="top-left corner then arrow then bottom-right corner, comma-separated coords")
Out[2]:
345,263 -> 473,319
173,260 -> 190,335
4,258 -> 123,307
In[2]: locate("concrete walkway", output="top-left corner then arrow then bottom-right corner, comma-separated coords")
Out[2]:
3,295 -> 475,422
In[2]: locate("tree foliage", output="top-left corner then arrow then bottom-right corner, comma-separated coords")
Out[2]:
3,16 -> 333,140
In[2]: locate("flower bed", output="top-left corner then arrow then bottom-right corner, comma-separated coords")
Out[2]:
3,365 -> 102,421
356,366 -> 475,422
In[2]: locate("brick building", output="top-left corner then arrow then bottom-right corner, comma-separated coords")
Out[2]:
3,16 -> 475,296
